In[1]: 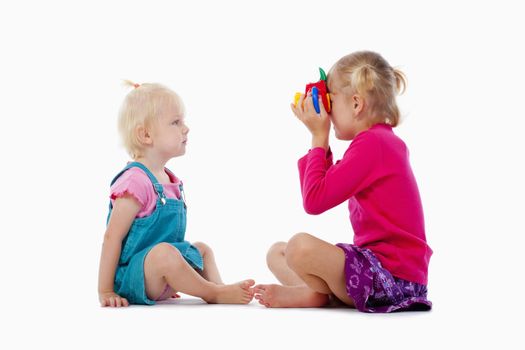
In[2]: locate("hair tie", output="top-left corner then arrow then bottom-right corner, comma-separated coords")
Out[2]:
133,83 -> 140,89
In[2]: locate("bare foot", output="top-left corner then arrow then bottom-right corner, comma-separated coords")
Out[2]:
206,279 -> 255,304
253,284 -> 329,308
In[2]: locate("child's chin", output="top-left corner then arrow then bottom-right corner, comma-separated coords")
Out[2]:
335,133 -> 351,141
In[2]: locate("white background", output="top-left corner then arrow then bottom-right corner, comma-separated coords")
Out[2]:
1,0 -> 523,348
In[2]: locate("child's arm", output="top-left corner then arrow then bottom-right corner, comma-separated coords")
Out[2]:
98,194 -> 141,307
298,133 -> 381,215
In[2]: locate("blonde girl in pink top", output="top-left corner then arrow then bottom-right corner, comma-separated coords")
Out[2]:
254,51 -> 432,312
98,82 -> 255,307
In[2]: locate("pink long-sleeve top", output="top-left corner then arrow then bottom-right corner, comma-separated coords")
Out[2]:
298,123 -> 432,285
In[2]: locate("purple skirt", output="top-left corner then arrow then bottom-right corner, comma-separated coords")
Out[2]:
336,243 -> 432,313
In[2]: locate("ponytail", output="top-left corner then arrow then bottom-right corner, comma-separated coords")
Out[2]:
393,68 -> 407,95
122,79 -> 140,89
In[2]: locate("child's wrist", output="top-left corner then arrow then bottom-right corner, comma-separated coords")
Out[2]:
98,287 -> 114,294
311,134 -> 329,150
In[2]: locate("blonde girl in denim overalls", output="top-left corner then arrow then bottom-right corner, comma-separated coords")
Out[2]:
98,82 -> 255,307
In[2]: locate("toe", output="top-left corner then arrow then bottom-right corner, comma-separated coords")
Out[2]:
254,284 -> 266,292
243,279 -> 256,287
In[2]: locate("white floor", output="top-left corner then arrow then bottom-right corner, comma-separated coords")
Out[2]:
4,293 -> 518,349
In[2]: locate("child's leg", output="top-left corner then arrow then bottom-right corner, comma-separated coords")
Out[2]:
266,241 -> 303,286
254,238 -> 330,308
285,233 -> 354,305
254,233 -> 354,308
144,243 -> 254,304
192,241 -> 223,284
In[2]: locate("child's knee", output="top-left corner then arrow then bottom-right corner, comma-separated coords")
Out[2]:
285,233 -> 314,268
148,243 -> 184,272
267,242 -> 287,259
266,241 -> 287,268
192,241 -> 212,257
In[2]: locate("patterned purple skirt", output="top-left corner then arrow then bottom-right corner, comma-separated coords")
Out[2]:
336,243 -> 432,313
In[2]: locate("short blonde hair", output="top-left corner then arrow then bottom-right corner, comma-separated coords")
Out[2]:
118,81 -> 185,159
328,51 -> 406,127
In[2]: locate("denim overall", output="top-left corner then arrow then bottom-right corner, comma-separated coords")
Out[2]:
107,162 -> 203,305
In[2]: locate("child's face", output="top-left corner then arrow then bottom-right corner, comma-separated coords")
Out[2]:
328,90 -> 355,140
150,101 -> 189,160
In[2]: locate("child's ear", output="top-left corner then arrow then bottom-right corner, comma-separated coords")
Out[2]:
352,94 -> 365,116
136,125 -> 153,145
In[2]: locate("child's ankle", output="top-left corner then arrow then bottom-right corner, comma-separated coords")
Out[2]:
202,283 -> 221,303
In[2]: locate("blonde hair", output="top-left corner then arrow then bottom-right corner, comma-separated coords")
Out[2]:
118,81 -> 185,159
328,51 -> 406,127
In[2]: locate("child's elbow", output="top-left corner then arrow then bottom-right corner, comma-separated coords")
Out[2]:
303,201 -> 324,215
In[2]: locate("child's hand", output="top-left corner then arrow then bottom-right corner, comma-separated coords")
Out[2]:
291,92 -> 331,141
99,291 -> 129,307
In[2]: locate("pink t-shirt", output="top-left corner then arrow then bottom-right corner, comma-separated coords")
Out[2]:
110,167 -> 182,218
298,123 -> 432,285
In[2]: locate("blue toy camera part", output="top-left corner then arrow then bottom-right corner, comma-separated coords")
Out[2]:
311,86 -> 320,113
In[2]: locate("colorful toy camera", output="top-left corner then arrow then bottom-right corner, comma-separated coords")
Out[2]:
294,67 -> 331,113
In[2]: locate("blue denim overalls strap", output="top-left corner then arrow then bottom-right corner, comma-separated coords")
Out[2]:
107,162 -> 203,305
